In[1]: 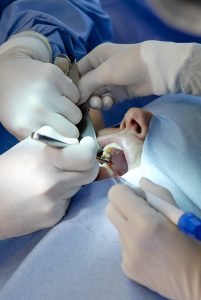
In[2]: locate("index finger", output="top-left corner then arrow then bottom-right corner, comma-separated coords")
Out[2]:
45,136 -> 97,171
140,177 -> 176,205
108,184 -> 154,220
51,64 -> 80,103
78,42 -> 132,75
78,43 -> 112,75
78,63 -> 112,104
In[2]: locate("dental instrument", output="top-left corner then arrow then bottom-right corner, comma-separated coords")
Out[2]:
114,176 -> 201,242
31,126 -> 110,164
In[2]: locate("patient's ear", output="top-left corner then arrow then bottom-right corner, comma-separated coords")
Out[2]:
120,108 -> 152,140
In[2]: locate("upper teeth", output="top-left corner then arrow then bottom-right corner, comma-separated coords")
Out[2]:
102,143 -> 123,159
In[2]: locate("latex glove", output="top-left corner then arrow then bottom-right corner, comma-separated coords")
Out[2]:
0,31 -> 81,140
78,41 -> 201,108
107,178 -> 201,300
0,135 -> 98,239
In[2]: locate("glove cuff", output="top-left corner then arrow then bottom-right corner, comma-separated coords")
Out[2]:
0,31 -> 52,62
140,41 -> 194,95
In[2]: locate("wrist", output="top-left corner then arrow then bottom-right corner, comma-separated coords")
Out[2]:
140,41 -> 194,95
0,31 -> 52,62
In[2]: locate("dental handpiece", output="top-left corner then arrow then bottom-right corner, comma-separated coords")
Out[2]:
31,126 -> 79,148
31,126 -> 111,164
31,132 -> 74,148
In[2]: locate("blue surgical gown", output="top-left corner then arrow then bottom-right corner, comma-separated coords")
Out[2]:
0,0 -> 112,61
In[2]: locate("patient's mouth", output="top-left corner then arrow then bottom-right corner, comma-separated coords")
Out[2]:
97,129 -> 143,176
100,143 -> 128,176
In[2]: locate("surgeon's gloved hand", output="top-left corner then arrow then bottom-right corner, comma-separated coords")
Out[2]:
107,178 -> 201,300
0,135 -> 98,239
0,31 -> 81,140
78,41 -> 200,109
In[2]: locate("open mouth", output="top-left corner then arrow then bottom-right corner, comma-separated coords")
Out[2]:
97,129 -> 143,177
97,141 -> 129,177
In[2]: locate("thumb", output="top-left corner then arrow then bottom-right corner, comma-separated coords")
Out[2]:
78,63 -> 112,104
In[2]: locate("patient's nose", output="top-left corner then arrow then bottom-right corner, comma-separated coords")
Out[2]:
120,108 -> 152,140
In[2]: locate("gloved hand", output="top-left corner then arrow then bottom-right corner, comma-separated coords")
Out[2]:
78,41 -> 200,109
0,31 -> 81,140
0,135 -> 99,239
107,178 -> 201,300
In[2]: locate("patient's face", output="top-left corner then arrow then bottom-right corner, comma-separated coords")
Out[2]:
97,108 -> 153,177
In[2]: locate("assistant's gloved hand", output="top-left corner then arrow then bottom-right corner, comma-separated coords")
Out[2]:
0,31 -> 81,140
107,178 -> 201,300
0,135 -> 98,239
78,41 -> 200,109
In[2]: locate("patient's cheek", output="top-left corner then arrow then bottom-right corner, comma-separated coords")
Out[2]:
96,166 -> 114,181
110,147 -> 128,176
